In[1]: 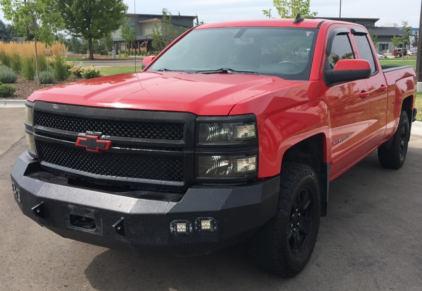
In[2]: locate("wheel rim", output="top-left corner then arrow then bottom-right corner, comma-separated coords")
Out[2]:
288,188 -> 313,255
399,121 -> 408,162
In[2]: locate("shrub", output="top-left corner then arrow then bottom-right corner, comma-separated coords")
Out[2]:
53,55 -> 71,81
38,55 -> 48,72
82,66 -> 101,79
69,62 -> 84,77
0,65 -> 17,83
0,84 -> 16,97
21,57 -> 36,80
10,53 -> 21,73
34,71 -> 55,84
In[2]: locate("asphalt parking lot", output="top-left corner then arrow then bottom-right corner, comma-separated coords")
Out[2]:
1,107 -> 422,291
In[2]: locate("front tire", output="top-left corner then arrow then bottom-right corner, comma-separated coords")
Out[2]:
248,163 -> 321,277
378,110 -> 410,169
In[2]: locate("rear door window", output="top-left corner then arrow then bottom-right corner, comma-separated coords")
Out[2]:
354,35 -> 377,74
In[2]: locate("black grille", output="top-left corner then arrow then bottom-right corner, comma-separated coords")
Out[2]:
35,111 -> 184,140
38,141 -> 184,182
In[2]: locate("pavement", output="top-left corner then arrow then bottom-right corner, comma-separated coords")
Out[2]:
1,108 -> 422,291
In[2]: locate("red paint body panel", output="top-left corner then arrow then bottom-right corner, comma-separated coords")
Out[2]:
27,19 -> 417,182
334,59 -> 371,71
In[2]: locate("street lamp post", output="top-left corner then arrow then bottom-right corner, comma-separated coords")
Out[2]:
417,1 -> 422,91
339,0 -> 342,19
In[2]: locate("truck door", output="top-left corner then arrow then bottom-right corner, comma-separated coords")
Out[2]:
324,28 -> 370,178
351,30 -> 388,149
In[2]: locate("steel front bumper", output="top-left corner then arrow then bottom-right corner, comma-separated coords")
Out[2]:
10,152 -> 280,257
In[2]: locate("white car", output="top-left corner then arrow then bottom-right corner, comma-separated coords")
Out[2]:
408,50 -> 417,56
377,54 -> 385,59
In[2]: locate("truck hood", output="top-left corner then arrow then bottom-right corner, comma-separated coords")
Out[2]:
28,72 -> 302,115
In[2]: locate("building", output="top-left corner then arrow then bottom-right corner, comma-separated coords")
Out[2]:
112,13 -> 197,53
316,17 -> 405,53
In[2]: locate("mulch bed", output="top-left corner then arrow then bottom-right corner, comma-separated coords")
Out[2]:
0,75 -> 82,100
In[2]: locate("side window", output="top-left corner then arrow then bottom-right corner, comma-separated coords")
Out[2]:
354,35 -> 376,74
327,34 -> 354,69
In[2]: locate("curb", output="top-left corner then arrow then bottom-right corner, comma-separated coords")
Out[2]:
0,100 -> 26,108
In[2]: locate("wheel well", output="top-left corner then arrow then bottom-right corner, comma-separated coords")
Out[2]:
281,134 -> 329,216
282,134 -> 325,175
402,96 -> 413,124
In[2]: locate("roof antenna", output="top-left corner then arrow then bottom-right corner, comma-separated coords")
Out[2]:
293,13 -> 304,24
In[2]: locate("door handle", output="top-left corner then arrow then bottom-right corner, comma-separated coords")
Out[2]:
359,91 -> 368,98
379,85 -> 387,92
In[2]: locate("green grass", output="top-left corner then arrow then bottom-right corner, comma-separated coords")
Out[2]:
416,93 -> 422,122
98,66 -> 142,76
379,59 -> 416,70
65,57 -> 89,62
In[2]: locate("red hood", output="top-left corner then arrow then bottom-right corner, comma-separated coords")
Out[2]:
28,72 -> 302,115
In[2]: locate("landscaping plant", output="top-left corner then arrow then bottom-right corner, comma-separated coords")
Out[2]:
82,66 -> 101,79
0,83 -> 16,97
68,62 -> 84,77
34,70 -> 55,84
0,64 -> 17,83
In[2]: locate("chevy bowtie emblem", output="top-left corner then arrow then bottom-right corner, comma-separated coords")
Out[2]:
75,135 -> 111,153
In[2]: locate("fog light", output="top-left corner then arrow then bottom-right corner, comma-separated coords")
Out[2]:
201,220 -> 211,230
170,220 -> 192,235
195,217 -> 217,232
177,223 -> 187,233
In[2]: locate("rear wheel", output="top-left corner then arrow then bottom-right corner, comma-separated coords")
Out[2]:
248,163 -> 320,277
378,110 -> 410,169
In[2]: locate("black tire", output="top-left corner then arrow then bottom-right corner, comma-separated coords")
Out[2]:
378,111 -> 410,169
248,163 -> 321,277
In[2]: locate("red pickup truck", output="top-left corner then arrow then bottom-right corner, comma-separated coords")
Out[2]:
11,18 -> 417,277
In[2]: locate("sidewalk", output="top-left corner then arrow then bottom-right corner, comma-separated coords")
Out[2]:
0,107 -> 25,156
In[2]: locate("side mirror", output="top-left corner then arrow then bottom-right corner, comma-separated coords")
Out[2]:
142,56 -> 156,70
325,59 -> 371,85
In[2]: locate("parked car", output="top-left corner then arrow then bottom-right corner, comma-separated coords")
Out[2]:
394,48 -> 407,57
408,49 -> 418,56
12,19 -> 417,278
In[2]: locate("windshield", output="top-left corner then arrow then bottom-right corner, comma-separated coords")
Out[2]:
148,27 -> 318,81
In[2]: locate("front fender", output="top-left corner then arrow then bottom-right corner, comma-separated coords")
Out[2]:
230,81 -> 330,178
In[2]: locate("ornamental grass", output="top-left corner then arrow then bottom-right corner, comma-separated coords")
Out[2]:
0,41 -> 70,81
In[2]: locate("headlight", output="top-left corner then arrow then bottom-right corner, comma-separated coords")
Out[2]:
26,133 -> 37,155
198,155 -> 257,178
198,122 -> 256,144
25,103 -> 34,126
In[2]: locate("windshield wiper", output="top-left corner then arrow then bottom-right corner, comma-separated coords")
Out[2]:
196,68 -> 258,75
157,68 -> 175,72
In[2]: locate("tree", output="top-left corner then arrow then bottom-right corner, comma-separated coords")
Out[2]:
392,21 -> 411,60
0,20 -> 13,42
56,0 -> 127,60
149,9 -> 186,53
0,0 -> 65,84
121,17 -> 136,50
103,33 -> 114,51
368,29 -> 378,51
195,15 -> 204,26
263,0 -> 317,19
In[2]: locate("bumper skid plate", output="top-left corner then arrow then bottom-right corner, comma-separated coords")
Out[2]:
11,152 -> 280,257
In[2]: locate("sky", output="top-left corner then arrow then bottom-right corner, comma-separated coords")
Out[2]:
122,0 -> 421,27
0,0 -> 420,28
